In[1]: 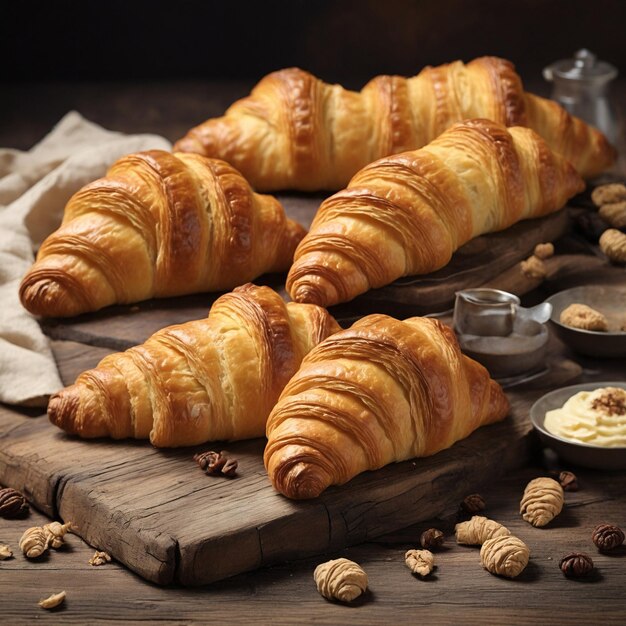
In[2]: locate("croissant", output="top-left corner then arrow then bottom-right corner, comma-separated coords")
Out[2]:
286,118 -> 584,307
48,283 -> 340,447
264,314 -> 509,499
173,57 -> 614,191
19,150 -> 305,318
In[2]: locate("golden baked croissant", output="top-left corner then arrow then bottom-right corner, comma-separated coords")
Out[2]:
264,314 -> 509,499
286,118 -> 585,307
48,283 -> 340,447
19,150 -> 305,317
174,57 -> 614,191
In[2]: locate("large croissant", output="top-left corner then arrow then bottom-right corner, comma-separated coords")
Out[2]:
174,57 -> 614,191
19,150 -> 305,317
286,118 -> 585,307
264,314 -> 509,499
48,283 -> 340,447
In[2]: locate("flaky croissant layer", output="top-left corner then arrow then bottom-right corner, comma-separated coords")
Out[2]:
174,57 -> 614,191
20,151 -> 305,318
286,118 -> 585,307
48,283 -> 340,447
264,315 -> 509,499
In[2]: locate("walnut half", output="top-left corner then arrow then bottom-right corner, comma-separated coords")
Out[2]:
520,477 -> 564,527
480,535 -> 530,578
313,558 -> 368,603
455,516 -> 511,545
404,549 -> 435,577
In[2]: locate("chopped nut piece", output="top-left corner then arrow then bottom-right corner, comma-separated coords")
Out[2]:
533,242 -> 555,260
314,558 -> 368,603
420,528 -> 445,550
405,549 -> 435,577
590,388 -> 626,416
194,450 -> 238,477
455,515 -> 510,545
38,590 -> 66,610
89,550 -> 112,566
43,521 -> 73,549
0,544 -> 13,560
559,552 -> 594,578
520,477 -> 564,527
591,183 -> 626,207
592,524 -> 625,552
0,487 -> 29,519
460,493 -> 486,516
560,303 -> 608,332
556,470 -> 579,492
600,229 -> 626,264
520,255 -> 547,279
481,535 -> 529,578
19,526 -> 49,558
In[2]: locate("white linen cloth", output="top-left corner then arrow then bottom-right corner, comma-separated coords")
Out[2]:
0,112 -> 171,406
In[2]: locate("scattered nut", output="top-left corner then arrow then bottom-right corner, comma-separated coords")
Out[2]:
89,550 -> 112,566
405,549 -> 435,577
559,552 -> 594,578
599,202 -> 626,229
480,535 -> 530,578
43,521 -> 73,549
460,493 -> 486,516
313,558 -> 368,603
534,242 -> 555,260
520,477 -> 564,527
0,544 -> 13,560
0,487 -> 29,519
600,228 -> 626,264
592,524 -> 625,552
19,526 -> 49,558
520,255 -> 547,279
38,590 -> 66,610
420,528 -> 445,550
556,470 -> 579,492
194,450 -> 238,477
560,303 -> 608,332
591,183 -> 626,207
455,515 -> 510,545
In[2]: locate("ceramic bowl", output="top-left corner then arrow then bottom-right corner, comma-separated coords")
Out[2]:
530,381 -> 626,470
546,285 -> 626,358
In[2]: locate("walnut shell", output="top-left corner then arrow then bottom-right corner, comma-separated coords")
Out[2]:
405,549 -> 435,577
38,590 -> 66,610
599,201 -> 626,229
313,558 -> 368,603
455,515 -> 511,545
480,535 -> 530,578
591,183 -> 626,207
559,303 -> 608,332
600,228 -> 626,264
520,477 -> 564,527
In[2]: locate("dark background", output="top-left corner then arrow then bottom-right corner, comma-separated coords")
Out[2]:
2,0 -> 626,148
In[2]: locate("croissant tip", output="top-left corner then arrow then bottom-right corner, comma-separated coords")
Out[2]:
273,460 -> 331,500
47,389 -> 80,435
19,274 -> 86,318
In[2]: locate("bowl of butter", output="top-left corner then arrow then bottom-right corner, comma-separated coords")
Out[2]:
530,381 -> 626,470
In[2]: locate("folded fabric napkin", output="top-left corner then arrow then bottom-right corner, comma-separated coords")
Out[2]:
0,111 -> 171,407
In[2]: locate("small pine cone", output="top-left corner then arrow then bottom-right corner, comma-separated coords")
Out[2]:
19,526 -> 49,558
480,535 -> 530,578
455,516 -> 510,545
405,549 -> 435,577
313,558 -> 368,603
420,528 -> 445,550
460,493 -> 486,516
520,477 -> 564,527
600,228 -> 626,264
557,471 -> 579,492
592,524 -> 625,552
591,183 -> 626,207
0,487 -> 29,519
559,552 -> 594,578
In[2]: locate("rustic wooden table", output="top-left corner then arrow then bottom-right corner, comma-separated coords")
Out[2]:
1,76 -> 625,624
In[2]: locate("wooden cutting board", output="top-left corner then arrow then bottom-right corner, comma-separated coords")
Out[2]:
0,199 -> 580,586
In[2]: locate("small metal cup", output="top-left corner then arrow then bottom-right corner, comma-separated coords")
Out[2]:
454,288 -> 519,337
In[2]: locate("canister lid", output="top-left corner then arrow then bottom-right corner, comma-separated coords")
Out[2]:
544,49 -> 618,82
